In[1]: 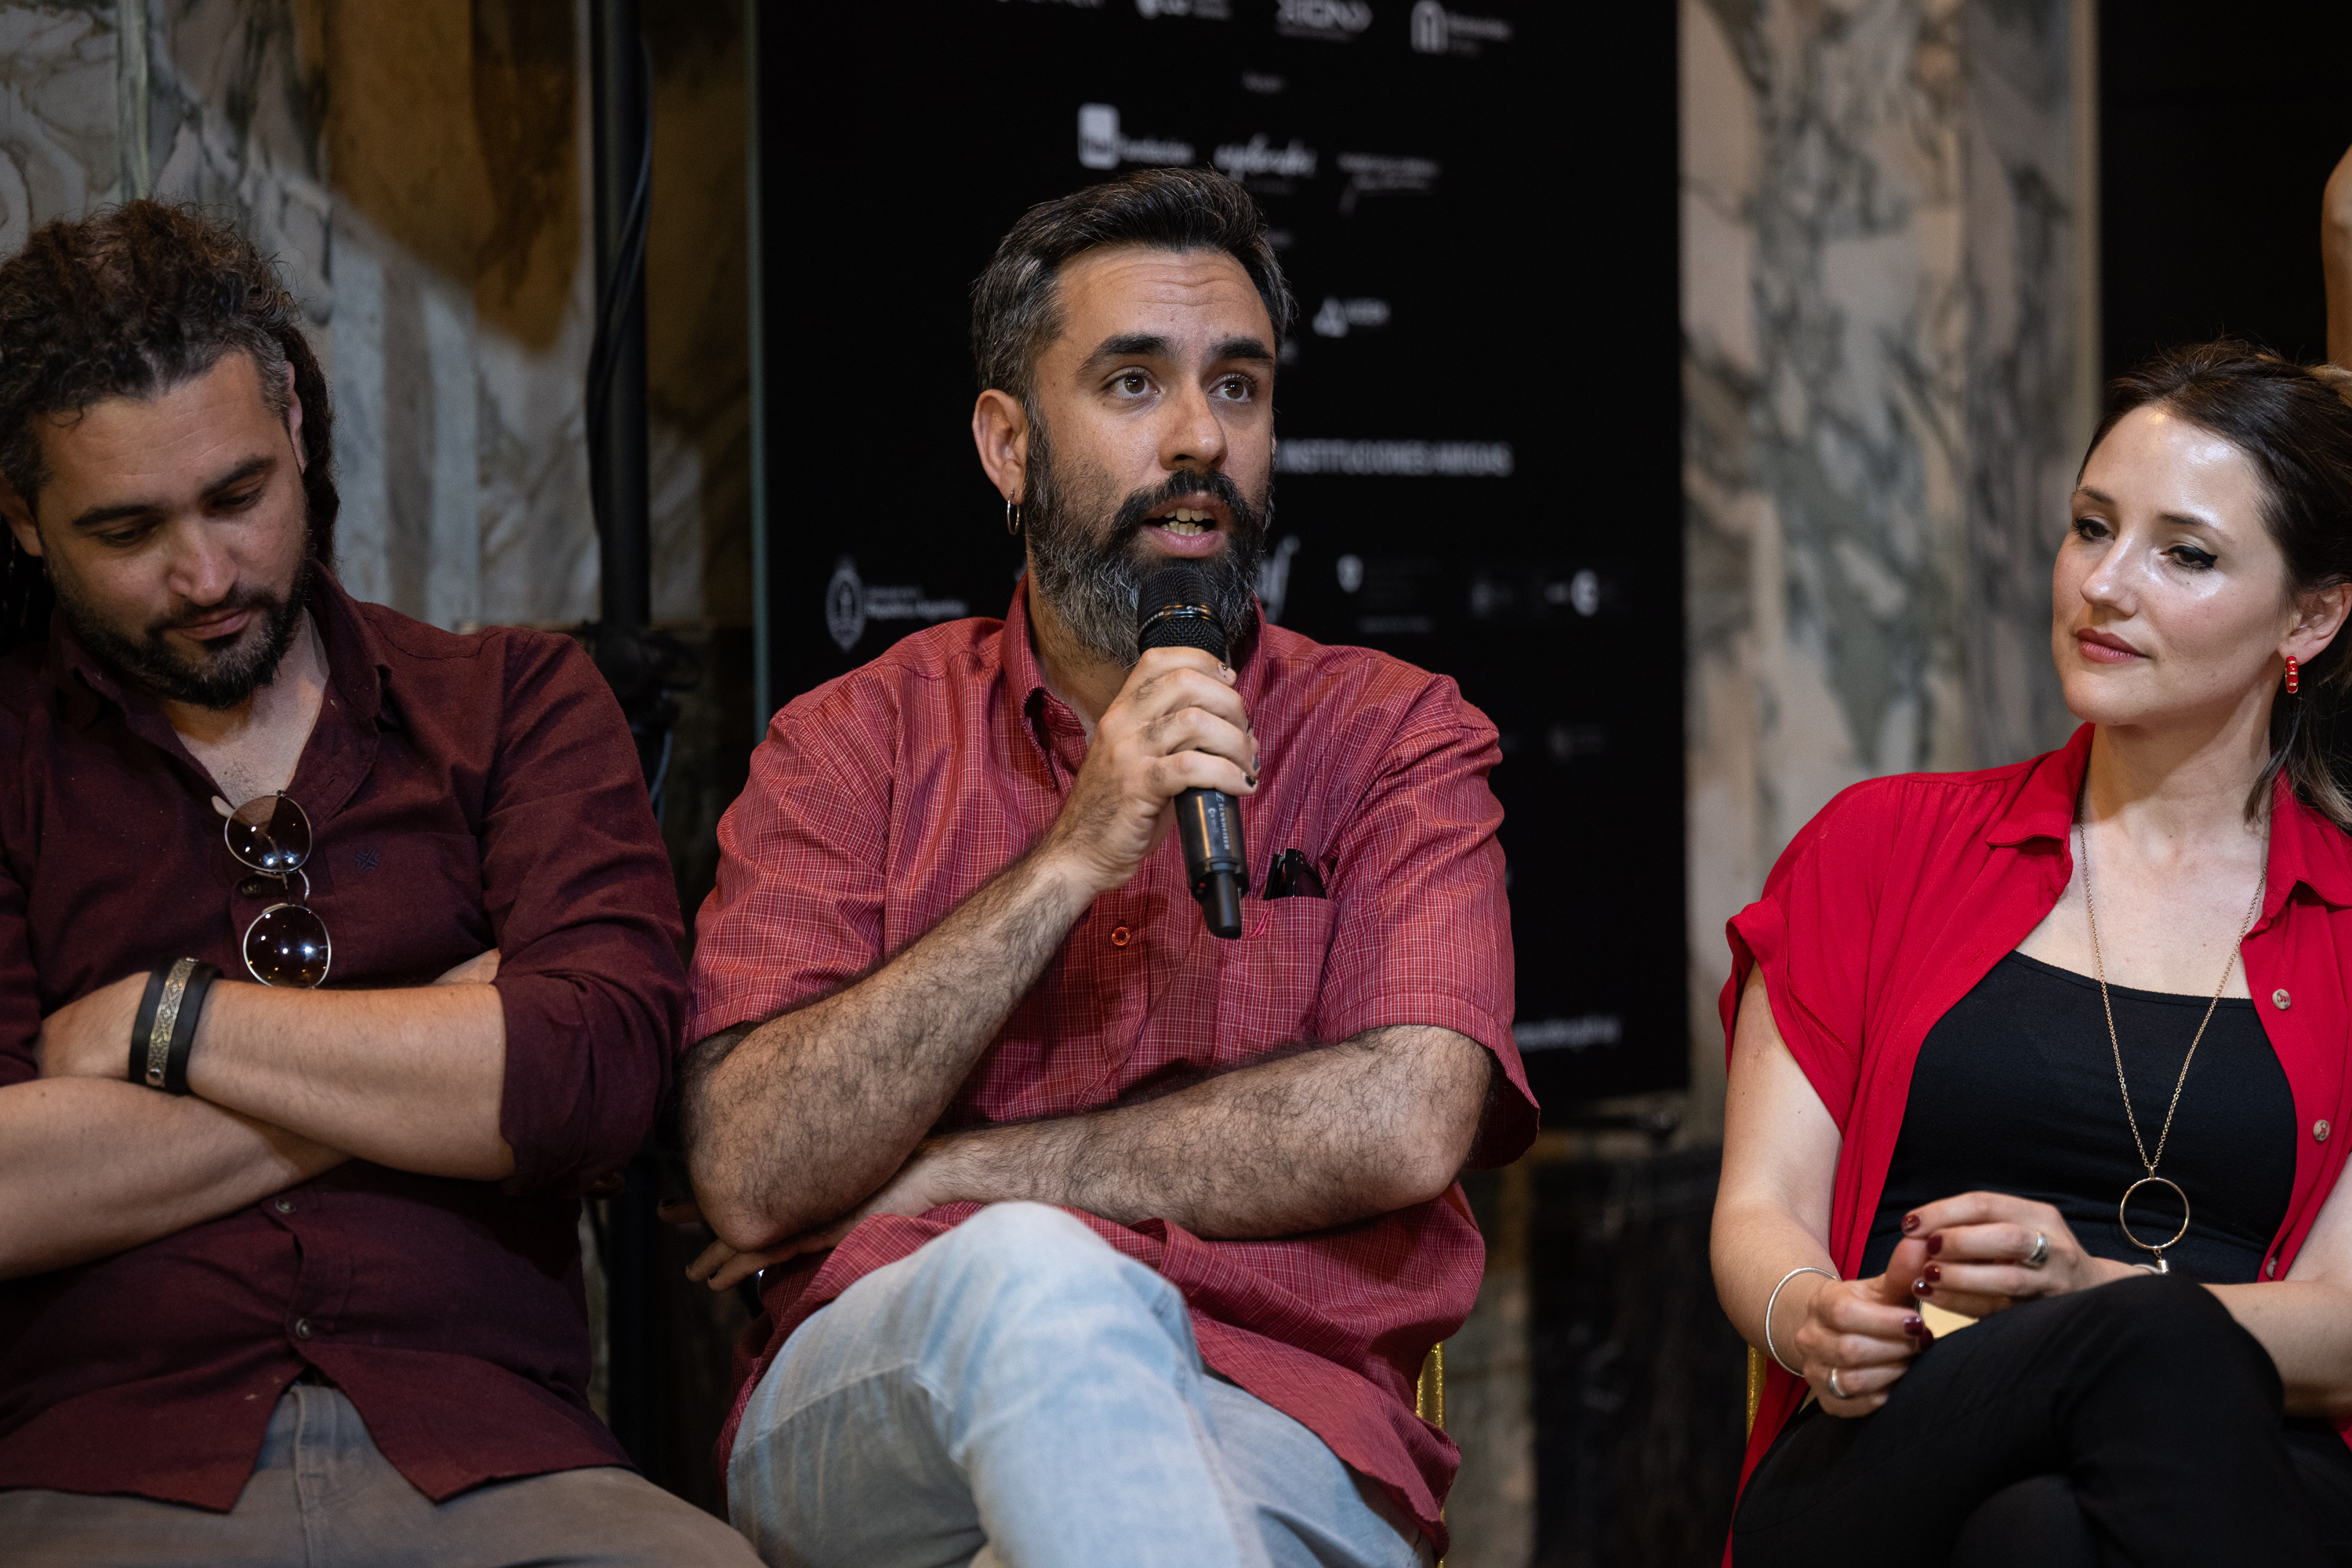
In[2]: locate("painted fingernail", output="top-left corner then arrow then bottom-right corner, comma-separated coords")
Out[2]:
1926,1233 -> 1944,1256
1901,1213 -> 1920,1233
1912,1278 -> 1933,1297
1923,1262 -> 1941,1283
1902,1315 -> 1925,1337
1918,1327 -> 1934,1346
1246,774 -> 1258,790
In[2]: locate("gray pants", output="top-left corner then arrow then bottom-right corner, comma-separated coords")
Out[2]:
0,1384 -> 760,1566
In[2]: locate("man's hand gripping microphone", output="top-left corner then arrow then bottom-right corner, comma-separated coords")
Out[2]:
1138,564 -> 1249,938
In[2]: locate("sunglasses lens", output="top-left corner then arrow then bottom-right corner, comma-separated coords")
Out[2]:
245,903 -> 331,989
227,794 -> 311,876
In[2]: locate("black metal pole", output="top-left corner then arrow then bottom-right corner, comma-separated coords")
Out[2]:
588,0 -> 662,1485
590,0 -> 652,635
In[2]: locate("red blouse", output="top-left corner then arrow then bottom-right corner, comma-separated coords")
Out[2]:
1722,725 -> 2352,1503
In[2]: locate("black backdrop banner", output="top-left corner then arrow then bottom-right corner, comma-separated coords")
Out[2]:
756,1 -> 1682,1112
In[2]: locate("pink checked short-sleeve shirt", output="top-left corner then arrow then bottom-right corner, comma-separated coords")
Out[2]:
688,583 -> 1535,1552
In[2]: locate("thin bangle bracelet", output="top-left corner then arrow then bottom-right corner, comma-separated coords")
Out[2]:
1764,1265 -> 1838,1376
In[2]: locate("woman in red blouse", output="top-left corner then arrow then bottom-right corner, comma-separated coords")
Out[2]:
1714,344 -> 2352,1566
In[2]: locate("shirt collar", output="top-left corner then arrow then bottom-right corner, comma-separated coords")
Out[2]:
1985,720 -> 2352,911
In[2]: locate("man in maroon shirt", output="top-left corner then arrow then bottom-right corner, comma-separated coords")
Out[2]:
0,205 -> 756,1563
681,169 -> 1534,1566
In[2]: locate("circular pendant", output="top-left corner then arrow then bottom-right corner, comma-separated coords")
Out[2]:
2118,1174 -> 2191,1258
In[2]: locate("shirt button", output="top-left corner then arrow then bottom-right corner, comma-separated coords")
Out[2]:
1109,925 -> 1132,948
274,1199 -> 295,1214
2317,1120 -> 2332,1144
2273,989 -> 2292,1010
293,1319 -> 314,1341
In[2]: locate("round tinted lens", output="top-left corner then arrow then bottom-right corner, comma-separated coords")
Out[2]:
244,903 -> 331,989
226,794 -> 311,877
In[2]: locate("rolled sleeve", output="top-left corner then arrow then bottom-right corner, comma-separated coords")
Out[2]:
1314,683 -> 1534,1169
480,635 -> 686,1193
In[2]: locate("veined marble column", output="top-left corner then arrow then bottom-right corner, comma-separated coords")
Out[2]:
1682,0 -> 2096,1123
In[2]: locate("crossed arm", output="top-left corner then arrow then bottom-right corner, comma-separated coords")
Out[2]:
1715,968 -> 2352,1421
0,953 -> 506,1280
681,647 -> 1496,1285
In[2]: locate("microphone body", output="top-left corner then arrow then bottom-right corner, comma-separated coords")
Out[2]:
1138,564 -> 1248,938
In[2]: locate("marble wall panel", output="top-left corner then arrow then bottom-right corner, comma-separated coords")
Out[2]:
0,0 -> 743,636
1682,0 -> 2092,1127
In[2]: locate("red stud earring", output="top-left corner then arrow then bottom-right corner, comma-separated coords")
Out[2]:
2287,655 -> 2300,695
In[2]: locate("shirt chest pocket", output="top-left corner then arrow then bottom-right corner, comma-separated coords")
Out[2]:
1207,895 -> 1341,1058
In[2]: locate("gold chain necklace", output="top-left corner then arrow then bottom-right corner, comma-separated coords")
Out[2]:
2076,813 -> 2266,1274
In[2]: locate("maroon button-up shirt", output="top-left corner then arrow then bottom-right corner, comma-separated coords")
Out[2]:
0,571 -> 684,1508
689,584 -> 1534,1553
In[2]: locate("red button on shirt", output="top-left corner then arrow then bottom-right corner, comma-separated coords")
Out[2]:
689,583 -> 1534,1552
1720,724 -> 2352,1537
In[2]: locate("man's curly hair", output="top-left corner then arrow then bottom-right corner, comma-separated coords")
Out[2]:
0,201 -> 337,649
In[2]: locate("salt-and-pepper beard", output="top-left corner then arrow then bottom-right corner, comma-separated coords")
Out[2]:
1021,415 -> 1269,667
56,545 -> 313,711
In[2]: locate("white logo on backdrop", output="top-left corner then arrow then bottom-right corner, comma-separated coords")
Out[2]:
1410,2 -> 1511,53
1276,0 -> 1374,39
1311,296 -> 1391,337
1276,439 -> 1514,478
1335,554 -> 1365,593
1256,535 -> 1301,623
1137,0 -> 1230,16
826,558 -> 866,652
1514,1014 -> 1624,1053
1337,152 -> 1441,213
1077,104 -> 1195,170
825,557 -> 970,653
1213,135 -> 1318,180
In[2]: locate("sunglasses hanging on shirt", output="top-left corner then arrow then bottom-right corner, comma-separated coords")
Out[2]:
225,792 -> 332,988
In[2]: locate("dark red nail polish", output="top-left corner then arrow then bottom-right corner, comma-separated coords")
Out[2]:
1918,1327 -> 1934,1346
1924,1262 -> 1941,1283
1926,1233 -> 1944,1256
1901,1213 -> 1920,1234
1902,1315 -> 1925,1337
1913,1278 -> 1933,1297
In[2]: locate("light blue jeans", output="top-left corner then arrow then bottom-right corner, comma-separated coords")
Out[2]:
728,1202 -> 1436,1568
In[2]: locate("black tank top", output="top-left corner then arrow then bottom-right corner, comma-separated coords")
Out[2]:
1861,951 -> 2295,1284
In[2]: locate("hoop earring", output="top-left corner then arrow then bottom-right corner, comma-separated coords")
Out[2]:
1006,499 -> 1023,536
2288,654 -> 2301,695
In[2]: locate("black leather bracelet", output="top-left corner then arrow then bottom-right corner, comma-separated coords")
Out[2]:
128,966 -> 170,1086
163,962 -> 221,1095
127,958 -> 219,1094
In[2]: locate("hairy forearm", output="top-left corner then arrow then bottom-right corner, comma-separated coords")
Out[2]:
915,1026 -> 1489,1240
0,1077 -> 347,1279
187,980 -> 510,1180
2214,1279 -> 2352,1419
686,847 -> 1094,1249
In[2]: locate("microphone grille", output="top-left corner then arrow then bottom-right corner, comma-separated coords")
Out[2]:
1137,564 -> 1225,659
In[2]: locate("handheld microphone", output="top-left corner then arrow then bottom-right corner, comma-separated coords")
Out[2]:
1138,564 -> 1249,938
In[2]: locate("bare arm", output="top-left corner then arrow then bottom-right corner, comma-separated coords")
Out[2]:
688,1024 -> 1493,1289
2210,1173 -> 2352,1419
684,646 -> 1258,1252
1712,969 -> 1932,1414
683,844 -> 1098,1250
2327,143 -> 2352,367
0,1076 -> 345,1279
920,1023 -> 1490,1234
37,950 -> 511,1181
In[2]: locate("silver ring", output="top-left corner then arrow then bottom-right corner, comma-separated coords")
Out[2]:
2024,1231 -> 2050,1269
1827,1367 -> 1849,1400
